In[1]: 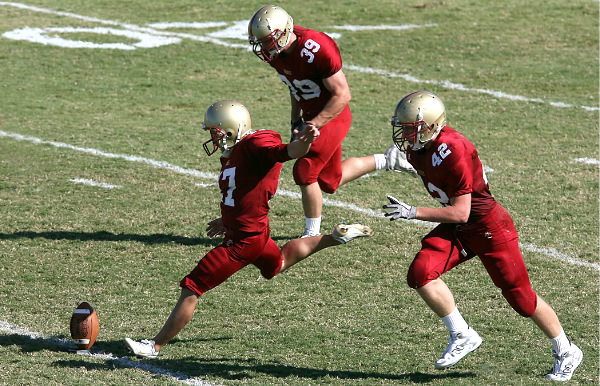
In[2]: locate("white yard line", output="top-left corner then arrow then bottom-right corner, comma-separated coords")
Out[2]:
1,129 -> 598,271
331,23 -> 438,31
574,157 -> 600,165
69,178 -> 122,189
0,2 -> 598,112
344,64 -> 599,112
0,320 -> 217,386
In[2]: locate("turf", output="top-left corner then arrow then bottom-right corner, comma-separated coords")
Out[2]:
0,0 -> 598,384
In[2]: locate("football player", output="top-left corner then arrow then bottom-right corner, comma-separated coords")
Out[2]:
383,91 -> 582,381
248,5 -> 414,238
124,100 -> 373,357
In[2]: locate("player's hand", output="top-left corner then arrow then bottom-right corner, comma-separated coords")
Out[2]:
383,195 -> 417,220
295,122 -> 320,143
206,217 -> 225,237
290,117 -> 304,141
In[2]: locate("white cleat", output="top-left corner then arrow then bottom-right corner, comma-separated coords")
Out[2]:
545,343 -> 583,382
124,338 -> 159,358
384,145 -> 417,176
301,229 -> 321,238
331,223 -> 373,244
434,327 -> 482,370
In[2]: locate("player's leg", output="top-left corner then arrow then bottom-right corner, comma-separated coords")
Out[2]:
480,241 -> 582,381
475,204 -> 582,381
530,296 -> 561,338
125,240 -> 253,357
415,278 -> 456,317
339,147 -> 417,186
408,224 -> 481,369
415,278 -> 483,370
152,288 -> 199,351
531,297 -> 583,381
124,288 -> 198,358
279,233 -> 336,273
278,222 -> 374,273
294,112 -> 349,237
339,155 -> 377,186
299,182 -> 323,236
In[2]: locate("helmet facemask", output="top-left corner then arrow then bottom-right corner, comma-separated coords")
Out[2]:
203,122 -> 247,156
202,126 -> 226,156
392,109 -> 437,151
249,32 -> 283,62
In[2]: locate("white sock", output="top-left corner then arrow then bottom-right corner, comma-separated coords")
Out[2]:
304,217 -> 321,235
550,328 -> 570,355
441,307 -> 469,336
374,153 -> 387,170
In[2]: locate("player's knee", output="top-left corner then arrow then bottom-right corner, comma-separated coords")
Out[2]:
502,286 -> 537,317
317,179 -> 337,194
293,158 -> 315,186
261,271 -> 276,280
259,258 -> 283,280
406,257 -> 436,289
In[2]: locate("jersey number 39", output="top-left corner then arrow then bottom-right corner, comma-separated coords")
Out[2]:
278,39 -> 322,101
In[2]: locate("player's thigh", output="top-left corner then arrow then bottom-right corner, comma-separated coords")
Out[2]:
478,239 -> 531,291
293,110 -> 350,186
407,224 -> 467,288
181,244 -> 248,295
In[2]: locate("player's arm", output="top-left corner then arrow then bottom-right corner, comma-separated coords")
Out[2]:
416,193 -> 471,223
384,193 -> 471,224
286,125 -> 320,159
290,93 -> 302,122
305,69 -> 351,129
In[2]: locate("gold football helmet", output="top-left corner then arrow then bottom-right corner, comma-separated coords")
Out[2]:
391,91 -> 446,151
248,5 -> 294,62
202,100 -> 253,156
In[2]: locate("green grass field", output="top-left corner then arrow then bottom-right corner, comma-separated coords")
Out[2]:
0,0 -> 598,384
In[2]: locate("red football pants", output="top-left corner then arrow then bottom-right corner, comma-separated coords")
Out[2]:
407,204 -> 537,317
292,106 -> 351,194
180,230 -> 283,296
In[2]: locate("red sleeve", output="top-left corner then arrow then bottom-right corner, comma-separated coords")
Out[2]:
245,130 -> 292,164
312,32 -> 342,78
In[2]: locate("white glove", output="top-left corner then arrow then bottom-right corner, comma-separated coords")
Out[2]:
384,145 -> 417,177
383,195 -> 417,220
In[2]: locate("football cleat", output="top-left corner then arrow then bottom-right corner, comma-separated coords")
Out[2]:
434,327 -> 482,370
301,229 -> 321,238
384,145 -> 417,176
124,338 -> 159,358
545,343 -> 583,382
331,223 -> 373,244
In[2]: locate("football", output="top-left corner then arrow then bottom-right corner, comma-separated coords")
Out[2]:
69,302 -> 99,350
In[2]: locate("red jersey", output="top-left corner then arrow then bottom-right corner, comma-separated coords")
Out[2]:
269,26 -> 343,120
218,130 -> 291,235
406,126 -> 496,223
